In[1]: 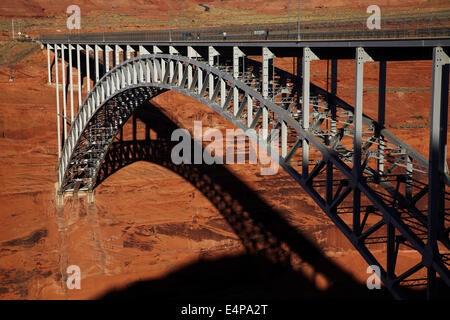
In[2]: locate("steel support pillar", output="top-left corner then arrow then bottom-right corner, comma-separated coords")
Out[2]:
85,45 -> 92,94
327,59 -> 338,212
114,45 -> 123,104
177,59 -> 183,86
354,47 -> 373,235
262,47 -> 274,99
95,45 -> 102,105
47,44 -> 52,83
187,47 -> 201,89
105,45 -> 113,72
426,46 -> 450,299
76,45 -> 82,110
281,121 -> 287,157
233,46 -> 245,116
61,44 -> 67,140
263,47 -> 274,140
296,55 -> 301,114
379,57 -> 397,288
247,95 -> 253,128
126,45 -> 134,85
95,45 -> 101,83
208,46 -> 219,100
302,47 -> 319,177
114,45 -> 122,67
54,45 -> 61,162
378,60 -> 387,177
101,45 -> 107,76
126,45 -> 133,60
68,44 -> 74,123
169,46 -> 179,83
330,59 -> 338,136
198,67 -> 203,95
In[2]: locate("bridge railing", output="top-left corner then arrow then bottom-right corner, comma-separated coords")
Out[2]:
39,11 -> 450,43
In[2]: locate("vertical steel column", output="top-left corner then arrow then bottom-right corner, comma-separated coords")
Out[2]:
281,121 -> 287,158
161,58 -> 166,83
188,63 -> 192,89
85,45 -> 92,94
187,47 -> 193,88
68,44 -> 74,123
178,59 -> 183,86
263,48 -> 274,140
61,44 -> 67,141
114,45 -> 121,88
208,46 -> 219,100
121,65 -> 126,88
105,46 -> 112,97
247,95 -> 253,128
378,60 -> 387,177
118,48 -> 124,141
101,45 -> 106,77
126,45 -> 134,84
95,45 -> 100,83
220,79 -> 226,108
262,47 -> 274,99
54,44 -> 61,161
105,45 -> 113,72
427,46 -> 450,299
47,44 -> 52,83
379,59 -> 396,283
354,47 -> 373,235
114,45 -> 123,103
197,66 -> 203,95
331,60 -> 338,96
404,155 -> 413,200
132,59 -> 138,84
233,46 -> 245,116
154,46 -> 163,83
330,59 -> 338,136
302,47 -> 319,177
95,45 -> 101,105
296,55 -> 301,114
76,45 -> 82,111
262,105 -> 268,140
169,46 -> 179,83
187,47 -> 200,89
326,59 -> 338,211
114,45 -> 121,67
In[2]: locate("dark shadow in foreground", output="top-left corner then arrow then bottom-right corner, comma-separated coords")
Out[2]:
96,101 -> 438,300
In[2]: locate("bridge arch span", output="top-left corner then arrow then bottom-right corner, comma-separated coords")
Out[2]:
57,53 -> 450,298
59,53 -> 306,192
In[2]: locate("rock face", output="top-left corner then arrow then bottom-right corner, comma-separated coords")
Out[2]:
0,37 -> 448,299
0,0 -> 447,17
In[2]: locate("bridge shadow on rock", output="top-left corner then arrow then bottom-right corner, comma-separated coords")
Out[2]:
96,101 -> 396,300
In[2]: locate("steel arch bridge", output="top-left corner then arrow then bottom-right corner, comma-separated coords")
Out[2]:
40,36 -> 450,299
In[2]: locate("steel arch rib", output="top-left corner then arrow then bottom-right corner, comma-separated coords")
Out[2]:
58,53 -> 449,298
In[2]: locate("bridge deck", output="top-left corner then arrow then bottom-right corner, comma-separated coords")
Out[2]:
39,39 -> 450,61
